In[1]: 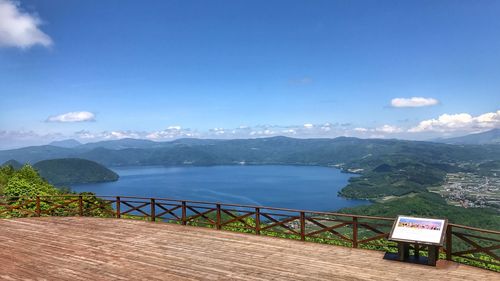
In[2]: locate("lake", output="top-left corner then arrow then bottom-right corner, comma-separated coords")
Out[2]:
71,165 -> 370,211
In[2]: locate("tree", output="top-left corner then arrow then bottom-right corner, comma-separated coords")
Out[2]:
3,165 -> 60,197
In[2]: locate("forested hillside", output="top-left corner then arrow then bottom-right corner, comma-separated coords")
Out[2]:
1,137 -> 499,167
33,158 -> 119,186
0,165 -> 64,197
340,192 -> 500,230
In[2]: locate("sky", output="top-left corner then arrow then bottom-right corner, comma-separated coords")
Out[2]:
0,0 -> 499,149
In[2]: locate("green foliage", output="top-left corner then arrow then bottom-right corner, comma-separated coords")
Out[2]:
340,192 -> 500,230
476,160 -> 500,176
78,193 -> 116,217
0,165 -> 113,218
3,165 -> 61,197
0,164 -> 16,194
2,137 -> 499,168
33,158 -> 119,186
340,160 -> 454,199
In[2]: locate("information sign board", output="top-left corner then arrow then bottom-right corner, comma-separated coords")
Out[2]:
389,216 -> 447,246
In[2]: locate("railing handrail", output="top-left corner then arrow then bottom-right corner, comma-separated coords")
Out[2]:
448,223 -> 500,235
1,194 -> 392,219
1,194 -> 499,271
1,194 -> 498,234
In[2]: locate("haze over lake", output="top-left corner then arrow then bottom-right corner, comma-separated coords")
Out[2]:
72,165 -> 369,211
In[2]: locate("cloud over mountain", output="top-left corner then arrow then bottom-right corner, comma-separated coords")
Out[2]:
3,109 -> 500,149
409,110 -> 500,133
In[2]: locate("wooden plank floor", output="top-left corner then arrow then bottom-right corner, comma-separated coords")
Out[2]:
0,217 -> 497,281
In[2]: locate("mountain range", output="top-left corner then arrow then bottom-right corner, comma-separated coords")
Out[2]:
41,129 -> 500,152
1,135 -> 499,170
436,128 -> 500,145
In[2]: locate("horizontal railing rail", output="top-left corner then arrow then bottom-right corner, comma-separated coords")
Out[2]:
0,195 -> 498,271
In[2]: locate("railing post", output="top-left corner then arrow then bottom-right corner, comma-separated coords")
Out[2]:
35,196 -> 41,217
216,204 -> 221,230
181,201 -> 187,225
116,196 -> 121,218
352,216 -> 358,248
300,211 -> 306,241
446,224 -> 452,260
78,195 -> 84,216
255,207 -> 261,235
150,198 -> 156,222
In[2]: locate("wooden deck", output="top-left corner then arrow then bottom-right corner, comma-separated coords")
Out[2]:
0,217 -> 497,281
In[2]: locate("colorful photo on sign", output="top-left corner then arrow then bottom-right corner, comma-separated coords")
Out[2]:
390,216 -> 446,245
397,218 -> 442,231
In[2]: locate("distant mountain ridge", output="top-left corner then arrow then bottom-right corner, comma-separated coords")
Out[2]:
436,128 -> 500,145
77,138 -> 162,150
1,136 -> 498,168
49,139 -> 82,148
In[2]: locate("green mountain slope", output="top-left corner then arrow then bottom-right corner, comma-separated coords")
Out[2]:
1,137 -> 499,167
49,139 -> 82,148
340,192 -> 500,230
2,159 -> 23,170
33,158 -> 119,186
438,128 -> 500,145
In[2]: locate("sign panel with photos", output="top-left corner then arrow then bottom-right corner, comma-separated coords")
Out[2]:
389,216 -> 447,246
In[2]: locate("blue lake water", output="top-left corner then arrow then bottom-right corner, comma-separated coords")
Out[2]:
71,165 -> 370,211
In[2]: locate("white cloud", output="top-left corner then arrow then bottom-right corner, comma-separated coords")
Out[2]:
146,127 -> 197,140
409,110 -> 500,133
0,129 -> 60,140
391,97 -> 439,108
0,0 -> 52,48
351,125 -> 402,134
105,131 -> 140,139
368,134 -> 386,139
8,111 -> 500,150
375,124 -> 402,133
303,123 -> 314,129
210,128 -> 226,135
47,111 -> 96,122
74,130 -> 142,140
320,123 -> 332,131
64,122 -> 429,143
74,130 -> 96,139
354,127 -> 368,132
0,130 -> 62,149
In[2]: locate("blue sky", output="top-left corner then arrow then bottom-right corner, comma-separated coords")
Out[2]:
0,0 -> 499,148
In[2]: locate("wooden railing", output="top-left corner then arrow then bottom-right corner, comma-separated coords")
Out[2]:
0,195 -> 498,271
